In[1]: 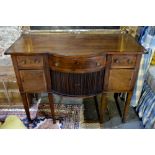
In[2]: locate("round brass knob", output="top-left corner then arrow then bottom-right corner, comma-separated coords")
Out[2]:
75,61 -> 79,65
127,59 -> 132,64
114,59 -> 119,63
22,60 -> 26,64
55,62 -> 59,67
96,62 -> 101,66
34,59 -> 40,64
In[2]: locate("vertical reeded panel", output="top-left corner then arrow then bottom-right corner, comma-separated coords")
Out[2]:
51,69 -> 104,96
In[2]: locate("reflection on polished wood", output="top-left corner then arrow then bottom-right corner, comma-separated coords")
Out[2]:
5,33 -> 144,56
5,33 -> 145,125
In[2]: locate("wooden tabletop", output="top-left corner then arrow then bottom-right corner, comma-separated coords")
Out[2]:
5,33 -> 145,56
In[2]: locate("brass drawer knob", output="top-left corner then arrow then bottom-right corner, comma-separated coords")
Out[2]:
127,59 -> 132,64
114,59 -> 119,63
55,62 -> 59,67
96,62 -> 101,66
34,59 -> 40,64
21,60 -> 26,64
75,61 -> 80,65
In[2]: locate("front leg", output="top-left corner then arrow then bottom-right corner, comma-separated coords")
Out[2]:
20,92 -> 31,122
114,93 -> 122,118
122,92 -> 132,123
48,92 -> 56,124
99,93 -> 108,124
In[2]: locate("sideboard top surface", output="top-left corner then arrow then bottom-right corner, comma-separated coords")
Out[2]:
5,33 -> 145,56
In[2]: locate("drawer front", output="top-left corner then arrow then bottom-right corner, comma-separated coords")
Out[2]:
17,56 -> 44,68
20,70 -> 47,92
49,55 -> 106,73
107,69 -> 135,91
111,55 -> 137,68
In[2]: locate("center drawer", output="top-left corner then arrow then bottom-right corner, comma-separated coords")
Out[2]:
49,55 -> 106,73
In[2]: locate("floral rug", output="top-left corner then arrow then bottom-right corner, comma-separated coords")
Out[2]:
0,101 -> 83,129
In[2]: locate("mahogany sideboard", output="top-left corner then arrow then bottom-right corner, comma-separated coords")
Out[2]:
5,33 -> 145,124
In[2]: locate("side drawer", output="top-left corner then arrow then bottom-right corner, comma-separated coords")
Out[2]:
111,55 -> 137,68
49,55 -> 106,73
17,56 -> 44,69
19,70 -> 47,92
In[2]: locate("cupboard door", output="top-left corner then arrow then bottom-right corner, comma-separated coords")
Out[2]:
20,70 -> 47,92
107,69 -> 135,91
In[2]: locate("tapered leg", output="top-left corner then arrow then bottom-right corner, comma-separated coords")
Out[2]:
94,96 -> 100,121
48,93 -> 56,124
99,93 -> 108,124
20,92 -> 31,122
122,92 -> 132,123
114,93 -> 122,117
26,93 -> 33,107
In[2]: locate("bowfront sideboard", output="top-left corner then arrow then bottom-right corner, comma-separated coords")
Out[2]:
5,33 -> 145,124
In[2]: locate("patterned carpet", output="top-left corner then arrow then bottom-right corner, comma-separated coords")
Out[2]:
0,94 -> 143,129
0,100 -> 83,129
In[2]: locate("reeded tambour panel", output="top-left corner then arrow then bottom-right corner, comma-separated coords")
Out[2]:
51,69 -> 105,96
